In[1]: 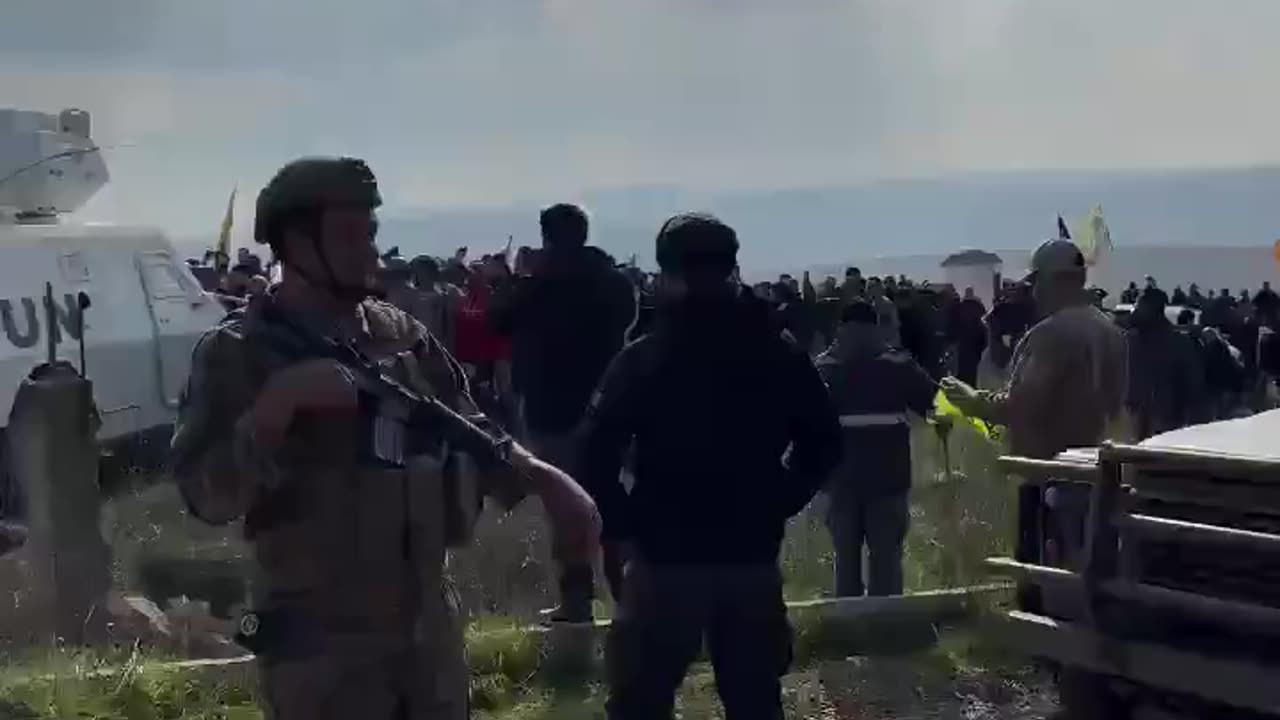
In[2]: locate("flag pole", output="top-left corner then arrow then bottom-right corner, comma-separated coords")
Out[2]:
215,186 -> 237,274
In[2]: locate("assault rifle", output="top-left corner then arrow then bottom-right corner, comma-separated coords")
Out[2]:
235,301 -> 524,656
256,303 -> 515,473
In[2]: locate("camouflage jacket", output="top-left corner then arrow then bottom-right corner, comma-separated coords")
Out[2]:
169,290 -> 525,630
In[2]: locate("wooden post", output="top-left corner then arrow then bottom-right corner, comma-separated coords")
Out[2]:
5,359 -> 108,645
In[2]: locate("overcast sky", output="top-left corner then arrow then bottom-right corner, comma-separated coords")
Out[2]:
2,0 -> 1277,244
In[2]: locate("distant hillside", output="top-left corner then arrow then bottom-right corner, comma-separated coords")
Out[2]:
378,166 -> 1280,279
809,245 -> 1277,299
170,166 -> 1278,293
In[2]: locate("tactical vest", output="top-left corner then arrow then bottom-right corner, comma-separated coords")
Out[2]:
243,300 -> 483,540
231,299 -> 484,627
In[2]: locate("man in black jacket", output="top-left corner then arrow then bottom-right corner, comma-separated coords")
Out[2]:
577,212 -> 842,720
1126,288 -> 1206,439
489,203 -> 636,621
952,288 -> 988,386
817,301 -> 936,597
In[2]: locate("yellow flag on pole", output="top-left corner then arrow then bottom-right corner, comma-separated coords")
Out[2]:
215,187 -> 236,271
1072,205 -> 1112,268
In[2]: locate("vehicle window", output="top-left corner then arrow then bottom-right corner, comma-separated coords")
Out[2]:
138,253 -> 188,300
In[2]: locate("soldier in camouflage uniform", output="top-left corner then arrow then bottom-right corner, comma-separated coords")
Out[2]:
169,156 -> 600,720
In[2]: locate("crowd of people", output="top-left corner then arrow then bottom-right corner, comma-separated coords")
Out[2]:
185,210 -> 1280,615
358,244 -> 1280,443
188,207 -> 1280,594
190,247 -> 1280,444
173,155 -> 1280,720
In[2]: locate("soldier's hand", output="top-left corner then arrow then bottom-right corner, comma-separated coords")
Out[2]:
510,444 -> 602,567
273,359 -> 360,411
253,360 -> 359,447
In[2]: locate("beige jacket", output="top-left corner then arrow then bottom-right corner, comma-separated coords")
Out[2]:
977,303 -> 1129,459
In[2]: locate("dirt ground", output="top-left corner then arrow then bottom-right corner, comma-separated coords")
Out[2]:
478,660 -> 1059,720
807,658 -> 1058,720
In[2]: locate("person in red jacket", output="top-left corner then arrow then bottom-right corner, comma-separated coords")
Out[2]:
454,261 -> 515,427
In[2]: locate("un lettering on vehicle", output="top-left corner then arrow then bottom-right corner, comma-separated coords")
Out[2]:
0,293 -> 85,349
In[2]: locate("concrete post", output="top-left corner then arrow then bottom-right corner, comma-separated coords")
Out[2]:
6,360 -> 109,645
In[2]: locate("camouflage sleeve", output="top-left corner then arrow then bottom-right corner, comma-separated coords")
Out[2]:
169,326 -> 278,526
408,320 -> 526,511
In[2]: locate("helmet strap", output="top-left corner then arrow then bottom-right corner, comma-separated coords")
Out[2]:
285,235 -> 379,304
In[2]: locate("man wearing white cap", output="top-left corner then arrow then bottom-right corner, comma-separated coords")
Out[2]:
941,238 -> 1128,460
941,238 -> 1128,576
941,238 -> 1128,716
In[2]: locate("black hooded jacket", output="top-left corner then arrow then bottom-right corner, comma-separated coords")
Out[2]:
576,287 -> 842,565
489,246 -> 637,434
1126,314 -> 1206,439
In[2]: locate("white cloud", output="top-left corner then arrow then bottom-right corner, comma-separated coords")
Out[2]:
0,0 -> 1277,242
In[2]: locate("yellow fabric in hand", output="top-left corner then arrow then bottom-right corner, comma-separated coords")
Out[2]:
932,389 -> 997,441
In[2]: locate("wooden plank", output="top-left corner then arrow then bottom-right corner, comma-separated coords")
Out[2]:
784,583 -> 1011,617
10,653 -> 256,685
1118,513 -> 1280,552
150,654 -> 256,688
1083,455 -> 1123,582
529,583 -> 1016,633
986,556 -> 1075,577
1102,443 -> 1280,482
7,584 -> 1015,689
987,557 -> 1280,636
989,610 -> 1280,714
1127,473 -> 1280,517
985,557 -> 1087,609
1104,581 -> 1280,635
998,456 -> 1100,483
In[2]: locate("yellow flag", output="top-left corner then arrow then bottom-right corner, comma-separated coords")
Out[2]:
932,389 -> 997,441
216,187 -> 236,269
1072,205 -> 1112,268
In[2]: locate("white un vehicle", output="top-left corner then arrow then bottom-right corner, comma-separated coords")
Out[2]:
0,108 -> 225,531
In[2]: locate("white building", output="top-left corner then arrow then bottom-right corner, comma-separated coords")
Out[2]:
940,249 -> 1003,310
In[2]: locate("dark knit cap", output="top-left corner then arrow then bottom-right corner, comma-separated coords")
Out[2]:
654,212 -> 739,277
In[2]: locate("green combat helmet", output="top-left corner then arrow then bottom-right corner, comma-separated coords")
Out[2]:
253,156 -> 381,246
253,156 -> 383,298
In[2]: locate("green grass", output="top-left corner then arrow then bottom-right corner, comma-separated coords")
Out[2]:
0,647 -> 258,720
0,626 -> 1043,720
781,419 -> 1014,600
0,418 -> 1024,718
